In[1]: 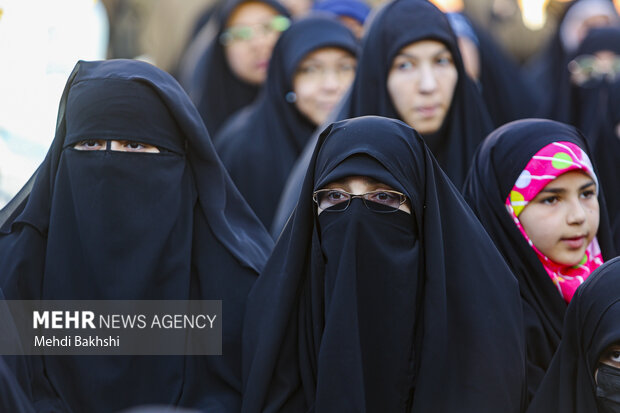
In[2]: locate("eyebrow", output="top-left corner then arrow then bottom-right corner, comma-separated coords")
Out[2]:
396,48 -> 451,60
539,180 -> 596,194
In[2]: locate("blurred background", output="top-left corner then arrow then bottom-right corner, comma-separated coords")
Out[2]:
0,0 -> 617,207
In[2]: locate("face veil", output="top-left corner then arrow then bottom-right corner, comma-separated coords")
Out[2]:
0,59 -> 273,412
242,115 -> 526,413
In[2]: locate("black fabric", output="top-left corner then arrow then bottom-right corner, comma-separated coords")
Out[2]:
270,0 -> 493,238
591,79 -> 620,250
179,0 -> 290,137
0,59 -> 273,413
472,19 -> 539,126
526,256 -> 620,413
243,116 -> 526,413
214,13 -> 357,230
524,0 -> 619,118
550,27 -> 620,127
548,28 -> 620,250
462,118 -> 617,404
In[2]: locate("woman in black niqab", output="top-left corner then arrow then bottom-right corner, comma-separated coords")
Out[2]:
178,0 -> 290,136
462,118 -> 616,403
527,256 -> 620,413
214,13 -> 358,230
551,26 -> 620,128
242,116 -> 526,413
0,59 -> 273,412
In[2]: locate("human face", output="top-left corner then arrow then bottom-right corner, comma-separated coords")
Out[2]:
316,175 -> 411,215
518,171 -> 599,266
568,50 -> 620,86
596,343 -> 620,382
387,40 -> 458,134
73,140 -> 161,153
223,2 -> 284,85
293,47 -> 356,126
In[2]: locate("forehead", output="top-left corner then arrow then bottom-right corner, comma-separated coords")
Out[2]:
544,170 -> 595,188
300,47 -> 355,62
323,175 -> 387,188
396,39 -> 451,57
226,2 -> 279,26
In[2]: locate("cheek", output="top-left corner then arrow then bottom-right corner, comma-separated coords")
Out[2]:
519,207 -> 556,246
386,73 -> 410,112
440,68 -> 458,105
588,199 -> 601,234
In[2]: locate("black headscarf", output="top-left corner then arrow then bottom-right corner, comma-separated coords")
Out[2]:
462,118 -> 616,403
338,0 -> 492,188
214,13 -> 358,230
592,79 -> 620,250
0,59 -> 273,413
471,19 -> 538,126
527,256 -> 620,413
269,0 -> 493,238
178,0 -> 290,137
243,116 -> 526,413
524,0 -> 620,118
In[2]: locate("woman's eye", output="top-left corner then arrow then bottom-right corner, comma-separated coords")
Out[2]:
436,55 -> 453,66
368,191 -> 398,204
126,142 -> 144,150
327,191 -> 346,202
299,65 -> 319,74
540,196 -> 558,205
581,189 -> 596,199
74,140 -> 105,150
119,141 -> 160,153
395,60 -> 414,71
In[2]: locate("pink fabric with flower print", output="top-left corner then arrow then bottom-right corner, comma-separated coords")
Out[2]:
505,141 -> 603,303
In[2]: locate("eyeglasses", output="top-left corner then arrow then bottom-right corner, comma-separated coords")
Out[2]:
312,189 -> 407,213
568,53 -> 620,86
295,62 -> 357,82
219,15 -> 290,46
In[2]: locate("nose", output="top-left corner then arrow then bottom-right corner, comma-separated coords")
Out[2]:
321,69 -> 340,91
566,198 -> 587,225
418,63 -> 437,94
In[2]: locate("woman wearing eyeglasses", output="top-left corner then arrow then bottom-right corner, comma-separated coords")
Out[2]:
178,0 -> 290,137
214,13 -> 358,230
241,115 -> 526,413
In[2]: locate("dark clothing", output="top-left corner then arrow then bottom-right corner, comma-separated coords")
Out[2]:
462,118 -> 616,403
270,0 -> 493,237
243,115 -> 526,413
215,14 -> 358,230
527,256 -> 620,413
0,59 -> 273,413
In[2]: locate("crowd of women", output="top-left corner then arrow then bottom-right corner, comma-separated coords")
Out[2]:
1,0 -> 620,411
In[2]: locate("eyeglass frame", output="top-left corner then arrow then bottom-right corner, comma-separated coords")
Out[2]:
568,53 -> 620,86
219,15 -> 290,46
312,188 -> 408,213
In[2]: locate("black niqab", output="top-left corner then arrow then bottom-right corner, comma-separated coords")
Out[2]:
242,116 -> 526,413
0,59 -> 274,413
462,118 -> 616,403
214,13 -> 358,230
527,256 -> 620,413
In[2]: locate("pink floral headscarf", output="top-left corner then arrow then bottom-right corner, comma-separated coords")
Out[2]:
505,141 -> 604,303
